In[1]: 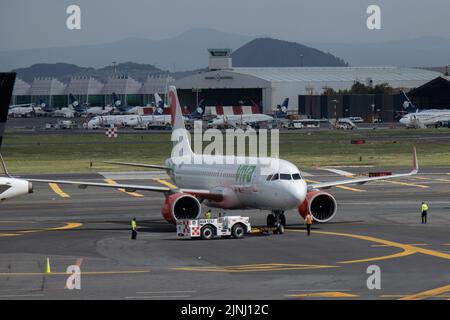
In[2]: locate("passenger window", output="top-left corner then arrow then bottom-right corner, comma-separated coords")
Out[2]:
266,174 -> 273,181
292,173 -> 302,180
280,174 -> 291,180
271,174 -> 279,181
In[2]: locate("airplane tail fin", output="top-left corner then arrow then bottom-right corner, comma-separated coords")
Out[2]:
191,99 -> 206,118
168,86 -> 192,155
112,92 -> 122,109
276,98 -> 289,117
401,90 -> 417,110
69,93 -> 79,107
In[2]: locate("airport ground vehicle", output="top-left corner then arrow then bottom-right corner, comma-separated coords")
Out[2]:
348,117 -> 364,123
177,216 -> 251,240
288,119 -> 321,129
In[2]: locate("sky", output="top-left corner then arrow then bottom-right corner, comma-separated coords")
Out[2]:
0,0 -> 449,51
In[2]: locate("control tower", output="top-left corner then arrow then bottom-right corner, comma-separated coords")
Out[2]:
208,49 -> 232,71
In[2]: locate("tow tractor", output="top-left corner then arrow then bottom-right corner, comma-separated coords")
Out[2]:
177,216 -> 251,240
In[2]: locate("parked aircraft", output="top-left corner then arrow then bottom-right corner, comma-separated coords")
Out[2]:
399,91 -> 450,128
209,113 -> 274,128
27,86 -> 419,229
112,93 -> 140,115
8,104 -> 39,117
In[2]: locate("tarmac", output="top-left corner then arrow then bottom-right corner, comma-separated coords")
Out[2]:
0,167 -> 449,300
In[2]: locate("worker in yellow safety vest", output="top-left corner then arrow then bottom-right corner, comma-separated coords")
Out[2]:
205,210 -> 212,219
131,218 -> 138,240
305,213 -> 313,236
421,202 -> 429,224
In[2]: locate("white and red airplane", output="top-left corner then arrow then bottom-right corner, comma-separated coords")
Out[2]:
27,86 -> 419,228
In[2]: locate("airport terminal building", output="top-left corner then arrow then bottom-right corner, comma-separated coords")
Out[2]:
10,74 -> 174,109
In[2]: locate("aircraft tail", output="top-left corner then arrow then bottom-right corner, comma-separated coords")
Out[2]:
168,86 -> 192,155
69,93 -> 79,106
190,99 -> 206,119
401,90 -> 417,111
276,98 -> 289,117
0,73 -> 16,148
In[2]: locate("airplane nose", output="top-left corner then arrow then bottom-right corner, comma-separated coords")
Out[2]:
284,180 -> 307,204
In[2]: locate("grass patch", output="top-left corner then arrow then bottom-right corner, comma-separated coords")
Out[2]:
2,129 -> 449,174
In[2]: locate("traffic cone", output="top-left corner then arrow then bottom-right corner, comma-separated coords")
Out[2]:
45,257 -> 51,274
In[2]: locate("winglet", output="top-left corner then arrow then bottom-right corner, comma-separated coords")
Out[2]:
411,146 -> 419,174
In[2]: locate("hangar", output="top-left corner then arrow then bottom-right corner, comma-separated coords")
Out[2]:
407,76 -> 450,108
174,49 -> 442,114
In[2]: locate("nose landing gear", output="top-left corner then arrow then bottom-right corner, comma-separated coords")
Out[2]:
266,210 -> 286,234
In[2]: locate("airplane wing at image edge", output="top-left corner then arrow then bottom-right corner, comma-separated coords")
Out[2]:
308,146 -> 419,190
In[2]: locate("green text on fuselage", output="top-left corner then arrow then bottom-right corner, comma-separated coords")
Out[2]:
236,165 -> 256,184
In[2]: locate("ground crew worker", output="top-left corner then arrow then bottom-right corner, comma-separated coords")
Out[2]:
305,213 -> 313,236
421,202 -> 429,224
131,218 -> 138,240
205,209 -> 212,219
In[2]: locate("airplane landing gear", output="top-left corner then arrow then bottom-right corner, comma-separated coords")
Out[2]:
266,210 -> 286,234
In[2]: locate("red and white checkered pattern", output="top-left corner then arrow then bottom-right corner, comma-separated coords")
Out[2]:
105,127 -> 118,138
191,226 -> 201,236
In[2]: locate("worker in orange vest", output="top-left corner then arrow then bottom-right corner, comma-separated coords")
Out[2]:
305,213 -> 313,236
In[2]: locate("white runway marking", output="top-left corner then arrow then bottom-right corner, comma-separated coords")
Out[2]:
317,167 -> 355,177
100,171 -> 168,180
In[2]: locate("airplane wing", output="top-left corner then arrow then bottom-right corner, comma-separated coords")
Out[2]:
308,147 -> 419,191
26,179 -> 224,201
103,161 -> 169,170
26,179 -> 171,193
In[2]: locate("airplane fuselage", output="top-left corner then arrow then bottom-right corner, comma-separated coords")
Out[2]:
165,154 -> 307,211
400,110 -> 450,127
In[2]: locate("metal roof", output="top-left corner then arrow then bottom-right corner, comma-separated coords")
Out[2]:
65,77 -> 104,95
30,77 -> 66,95
12,78 -> 31,95
102,75 -> 142,95
231,67 -> 442,83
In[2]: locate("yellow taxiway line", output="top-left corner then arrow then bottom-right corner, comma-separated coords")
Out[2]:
288,229 -> 450,264
286,291 -> 358,298
173,263 -> 337,273
305,179 -> 366,193
0,222 -> 82,237
382,180 -> 429,189
48,183 -> 70,198
153,178 -> 177,189
0,270 -> 151,277
104,179 -> 144,197
398,283 -> 450,300
413,176 -> 450,183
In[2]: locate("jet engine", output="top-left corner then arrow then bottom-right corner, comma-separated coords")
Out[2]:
161,193 -> 202,224
0,178 -> 33,201
298,191 -> 337,223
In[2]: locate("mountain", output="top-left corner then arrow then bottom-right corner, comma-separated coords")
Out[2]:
306,36 -> 450,67
232,38 -> 348,67
13,62 -> 164,83
0,28 -> 253,72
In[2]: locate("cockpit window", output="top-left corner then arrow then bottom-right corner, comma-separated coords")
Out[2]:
266,174 -> 273,181
280,174 -> 292,180
271,174 -> 279,181
292,173 -> 302,180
